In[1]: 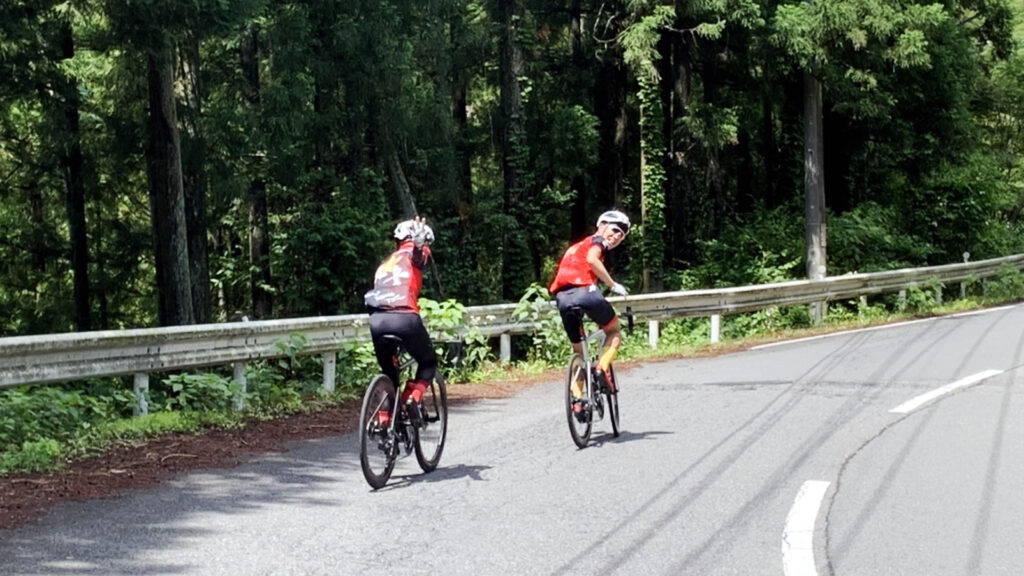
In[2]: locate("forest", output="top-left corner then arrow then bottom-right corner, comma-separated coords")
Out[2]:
2,0 -> 1024,337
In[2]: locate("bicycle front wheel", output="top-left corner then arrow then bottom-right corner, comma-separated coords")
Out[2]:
414,375 -> 448,472
359,375 -> 398,489
606,363 -> 620,437
565,353 -> 592,448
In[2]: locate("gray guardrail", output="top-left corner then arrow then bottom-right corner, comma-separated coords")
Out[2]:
2,253 -> 1023,396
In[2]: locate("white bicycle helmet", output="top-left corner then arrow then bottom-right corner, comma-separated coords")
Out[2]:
596,210 -> 630,236
393,219 -> 435,244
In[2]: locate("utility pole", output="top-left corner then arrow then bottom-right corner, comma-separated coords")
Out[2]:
804,64 -> 827,324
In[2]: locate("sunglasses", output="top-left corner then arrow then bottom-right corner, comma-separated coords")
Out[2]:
608,225 -> 626,237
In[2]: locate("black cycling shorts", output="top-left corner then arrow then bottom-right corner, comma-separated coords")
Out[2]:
554,285 -> 617,343
368,311 -> 437,385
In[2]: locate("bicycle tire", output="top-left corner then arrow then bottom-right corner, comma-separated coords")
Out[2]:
606,363 -> 620,437
565,353 -> 592,448
414,374 -> 448,472
359,375 -> 398,489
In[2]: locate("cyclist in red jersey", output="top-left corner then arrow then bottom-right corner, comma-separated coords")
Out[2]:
364,217 -> 436,427
548,210 -> 630,395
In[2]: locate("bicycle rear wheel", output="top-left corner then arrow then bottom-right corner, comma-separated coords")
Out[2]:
359,375 -> 398,489
565,353 -> 592,448
606,363 -> 620,437
414,375 -> 448,472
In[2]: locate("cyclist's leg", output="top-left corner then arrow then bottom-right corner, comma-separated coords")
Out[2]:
580,291 -> 620,372
382,314 -> 435,412
368,313 -> 401,387
555,289 -> 585,356
397,315 -> 436,384
597,317 -> 622,371
555,290 -> 587,398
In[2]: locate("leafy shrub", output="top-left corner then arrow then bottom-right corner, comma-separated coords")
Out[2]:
828,201 -> 935,273
0,438 -> 63,474
420,298 -> 493,380
0,384 -> 126,451
333,340 -> 380,390
511,284 -> 565,366
155,373 -> 240,413
985,264 -> 1024,301
902,279 -> 944,313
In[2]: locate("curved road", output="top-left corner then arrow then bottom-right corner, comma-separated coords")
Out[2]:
2,304 -> 1023,575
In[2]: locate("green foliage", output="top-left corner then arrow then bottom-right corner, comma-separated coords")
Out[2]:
0,439 -> 63,474
0,384 -> 128,451
828,201 -> 935,272
677,205 -> 803,289
157,373 -> 240,413
901,279 -> 944,313
722,306 -> 812,339
986,263 -> 1024,300
658,317 -> 713,348
333,340 -> 381,391
511,283 -> 564,365
419,298 -> 492,380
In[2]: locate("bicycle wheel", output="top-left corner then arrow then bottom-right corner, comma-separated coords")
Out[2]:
606,363 -> 620,437
414,374 -> 448,472
359,375 -> 398,489
565,353 -> 592,448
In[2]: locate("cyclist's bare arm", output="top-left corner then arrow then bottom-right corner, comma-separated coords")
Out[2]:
585,245 -> 616,289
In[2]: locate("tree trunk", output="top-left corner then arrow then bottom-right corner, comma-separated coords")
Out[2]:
596,47 -> 627,209
147,44 -> 194,327
762,92 -> 779,208
383,126 -> 419,218
178,37 -> 211,324
241,22 -> 273,319
57,19 -> 91,331
638,70 -> 666,293
700,52 -> 725,236
668,31 -> 694,262
498,0 -> 531,300
568,0 -> 587,239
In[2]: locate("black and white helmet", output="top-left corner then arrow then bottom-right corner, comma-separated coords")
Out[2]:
596,210 -> 630,236
393,219 -> 435,244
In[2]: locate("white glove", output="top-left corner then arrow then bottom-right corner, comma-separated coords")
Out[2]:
610,282 -> 628,296
411,220 -> 427,247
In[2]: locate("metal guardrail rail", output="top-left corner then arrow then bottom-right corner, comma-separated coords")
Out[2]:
2,253 -> 1023,390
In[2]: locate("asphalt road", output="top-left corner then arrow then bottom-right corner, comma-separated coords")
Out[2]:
2,303 -> 1023,576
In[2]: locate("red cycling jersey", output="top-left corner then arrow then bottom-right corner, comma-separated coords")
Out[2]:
548,235 -> 606,294
364,241 -> 431,313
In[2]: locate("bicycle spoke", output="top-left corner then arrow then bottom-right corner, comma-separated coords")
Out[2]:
359,375 -> 398,489
414,376 -> 448,472
566,353 -> 592,448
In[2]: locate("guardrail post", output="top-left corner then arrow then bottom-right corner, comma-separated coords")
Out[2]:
810,301 -> 825,325
648,320 -> 659,348
898,289 -> 907,312
322,352 -> 336,393
961,252 -> 970,299
233,362 -> 247,411
500,333 -> 511,363
133,373 -> 149,417
710,314 -> 721,343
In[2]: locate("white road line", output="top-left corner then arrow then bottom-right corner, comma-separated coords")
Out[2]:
889,369 -> 1004,414
948,304 -> 1018,318
782,480 -> 830,576
754,303 -> 1023,351
752,318 -> 934,350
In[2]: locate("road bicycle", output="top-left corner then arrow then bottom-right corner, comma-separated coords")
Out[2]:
564,303 -> 633,448
358,336 -> 458,489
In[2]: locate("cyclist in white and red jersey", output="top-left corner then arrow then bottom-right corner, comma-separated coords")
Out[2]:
548,210 -> 630,396
364,217 -> 436,426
